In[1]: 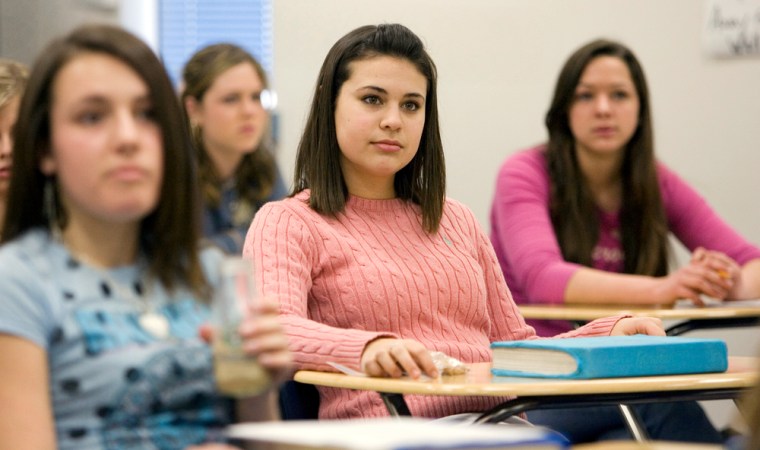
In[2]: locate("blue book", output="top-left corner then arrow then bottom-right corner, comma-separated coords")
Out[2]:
490,335 -> 727,379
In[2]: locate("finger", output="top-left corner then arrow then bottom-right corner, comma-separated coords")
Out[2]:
376,350 -> 404,378
406,346 -> 439,378
363,360 -> 384,377
198,324 -> 214,342
389,345 -> 424,379
691,247 -> 706,263
242,332 -> 290,356
238,316 -> 285,339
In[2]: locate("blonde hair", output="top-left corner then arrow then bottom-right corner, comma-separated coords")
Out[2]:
0,59 -> 28,108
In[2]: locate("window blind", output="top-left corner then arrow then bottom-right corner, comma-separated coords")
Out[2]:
158,0 -> 273,87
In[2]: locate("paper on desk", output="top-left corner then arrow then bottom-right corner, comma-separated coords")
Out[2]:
674,298 -> 760,308
227,417 -> 568,449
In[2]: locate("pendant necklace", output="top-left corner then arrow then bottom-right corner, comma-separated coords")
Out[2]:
87,259 -> 170,339
54,229 -> 171,339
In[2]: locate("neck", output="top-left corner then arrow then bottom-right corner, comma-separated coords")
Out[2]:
206,145 -> 244,182
60,219 -> 140,268
576,150 -> 623,212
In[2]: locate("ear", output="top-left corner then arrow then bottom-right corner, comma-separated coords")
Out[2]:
184,96 -> 202,127
39,152 -> 56,176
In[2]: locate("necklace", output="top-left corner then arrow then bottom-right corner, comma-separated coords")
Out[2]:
53,229 -> 171,339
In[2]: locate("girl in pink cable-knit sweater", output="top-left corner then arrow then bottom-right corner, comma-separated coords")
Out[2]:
244,24 -> 662,422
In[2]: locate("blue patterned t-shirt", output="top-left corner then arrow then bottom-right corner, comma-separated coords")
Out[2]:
0,229 -> 233,449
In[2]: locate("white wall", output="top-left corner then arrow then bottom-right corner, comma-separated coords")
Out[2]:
272,0 -> 760,250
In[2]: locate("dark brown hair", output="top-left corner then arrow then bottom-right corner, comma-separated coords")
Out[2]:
544,38 -> 668,275
181,43 -> 277,209
293,23 -> 445,233
2,24 -> 209,297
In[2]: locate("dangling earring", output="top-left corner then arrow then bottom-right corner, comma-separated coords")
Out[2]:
43,177 -> 59,231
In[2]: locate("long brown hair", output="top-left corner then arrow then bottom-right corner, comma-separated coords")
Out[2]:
293,23 -> 445,233
181,43 -> 277,209
3,24 -> 209,298
544,39 -> 668,276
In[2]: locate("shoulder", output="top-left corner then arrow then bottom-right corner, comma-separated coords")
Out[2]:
501,145 -> 547,172
655,161 -> 700,198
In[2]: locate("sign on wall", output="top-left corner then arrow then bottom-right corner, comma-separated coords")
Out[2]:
703,0 -> 760,57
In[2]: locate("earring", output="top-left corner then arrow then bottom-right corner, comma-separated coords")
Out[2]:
43,177 -> 58,228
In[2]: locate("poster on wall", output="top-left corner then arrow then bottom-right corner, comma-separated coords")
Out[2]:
703,0 -> 760,57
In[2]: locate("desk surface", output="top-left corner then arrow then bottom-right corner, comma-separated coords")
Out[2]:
518,301 -> 760,321
572,442 -> 723,450
294,356 -> 758,397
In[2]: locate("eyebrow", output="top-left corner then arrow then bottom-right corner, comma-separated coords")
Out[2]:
360,85 -> 425,100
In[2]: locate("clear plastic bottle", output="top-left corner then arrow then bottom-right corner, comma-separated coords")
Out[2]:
212,257 -> 271,397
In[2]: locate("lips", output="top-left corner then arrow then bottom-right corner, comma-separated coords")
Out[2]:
109,165 -> 148,182
593,126 -> 616,137
373,140 -> 402,152
0,165 -> 10,179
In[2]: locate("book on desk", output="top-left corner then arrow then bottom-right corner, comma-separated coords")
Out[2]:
490,335 -> 727,379
227,417 -> 569,449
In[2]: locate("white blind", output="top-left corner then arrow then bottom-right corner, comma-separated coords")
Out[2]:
158,0 -> 273,86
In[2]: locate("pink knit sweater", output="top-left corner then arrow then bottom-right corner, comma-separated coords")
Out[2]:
245,190 -> 624,419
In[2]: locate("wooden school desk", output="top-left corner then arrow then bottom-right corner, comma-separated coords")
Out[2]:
518,300 -> 760,335
294,357 -> 758,443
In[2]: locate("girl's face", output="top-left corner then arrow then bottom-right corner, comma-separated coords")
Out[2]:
185,62 -> 269,173
0,94 -> 21,199
568,56 -> 640,161
42,52 -> 163,228
334,55 -> 427,199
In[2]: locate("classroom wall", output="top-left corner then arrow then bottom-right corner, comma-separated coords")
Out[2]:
272,0 -> 760,257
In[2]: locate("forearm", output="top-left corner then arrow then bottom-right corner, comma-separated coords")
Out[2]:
732,259 -> 760,299
564,267 -> 664,305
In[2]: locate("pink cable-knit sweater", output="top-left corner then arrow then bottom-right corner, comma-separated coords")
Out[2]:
244,190 -> 625,419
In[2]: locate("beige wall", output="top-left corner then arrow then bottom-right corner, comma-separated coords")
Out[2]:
0,0 -> 119,64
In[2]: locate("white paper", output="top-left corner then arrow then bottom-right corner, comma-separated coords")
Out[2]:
227,418 -> 563,449
703,0 -> 760,57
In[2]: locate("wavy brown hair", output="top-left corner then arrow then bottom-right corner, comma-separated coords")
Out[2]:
2,24 -> 209,299
544,39 -> 669,276
293,23 -> 445,233
181,43 -> 277,209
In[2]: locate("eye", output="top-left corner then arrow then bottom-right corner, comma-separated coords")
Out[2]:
611,90 -> 630,100
574,91 -> 593,102
135,106 -> 157,122
222,94 -> 239,104
76,110 -> 104,125
362,95 -> 382,105
402,100 -> 421,112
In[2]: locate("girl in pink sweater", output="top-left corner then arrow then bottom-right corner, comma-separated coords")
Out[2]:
245,24 -> 661,423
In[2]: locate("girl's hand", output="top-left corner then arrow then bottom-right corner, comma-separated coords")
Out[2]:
360,338 -> 439,379
651,253 -> 735,305
199,298 -> 293,386
238,298 -> 293,386
691,247 -> 740,299
610,317 -> 665,336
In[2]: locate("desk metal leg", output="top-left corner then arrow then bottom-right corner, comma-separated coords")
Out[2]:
618,404 -> 650,442
379,392 -> 411,417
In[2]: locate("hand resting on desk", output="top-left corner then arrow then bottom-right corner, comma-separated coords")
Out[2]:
361,317 -> 666,380
610,317 -> 665,336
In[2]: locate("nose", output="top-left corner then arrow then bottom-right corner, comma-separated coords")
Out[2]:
114,111 -> 139,155
242,97 -> 262,115
380,106 -> 402,131
0,132 -> 11,159
594,94 -> 611,115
